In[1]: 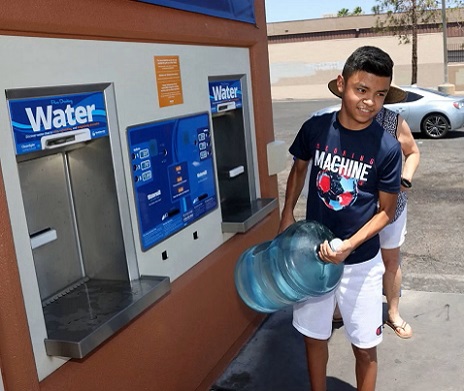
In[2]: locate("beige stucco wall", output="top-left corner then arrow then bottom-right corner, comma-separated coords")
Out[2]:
268,33 -> 459,100
267,14 -> 382,36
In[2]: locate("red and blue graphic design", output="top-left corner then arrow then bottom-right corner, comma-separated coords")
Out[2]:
316,170 -> 358,211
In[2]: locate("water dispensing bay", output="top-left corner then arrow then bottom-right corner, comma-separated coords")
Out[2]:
43,276 -> 170,359
221,198 -> 278,233
7,84 -> 172,359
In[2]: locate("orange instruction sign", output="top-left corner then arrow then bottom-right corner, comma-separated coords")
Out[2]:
154,56 -> 184,107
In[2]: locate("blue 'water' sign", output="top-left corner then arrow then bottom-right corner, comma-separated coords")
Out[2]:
209,79 -> 242,114
136,0 -> 255,24
9,92 -> 108,155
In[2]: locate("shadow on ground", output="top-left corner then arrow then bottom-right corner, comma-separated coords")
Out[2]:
211,308 -> 357,391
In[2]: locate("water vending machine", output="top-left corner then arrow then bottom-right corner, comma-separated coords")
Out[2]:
209,76 -> 277,232
7,83 -> 170,358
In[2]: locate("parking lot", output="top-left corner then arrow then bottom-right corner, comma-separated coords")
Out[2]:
273,99 -> 464,294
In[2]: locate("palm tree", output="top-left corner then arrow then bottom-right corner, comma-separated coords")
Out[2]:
337,8 -> 350,17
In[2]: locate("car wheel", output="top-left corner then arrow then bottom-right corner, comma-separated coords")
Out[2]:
421,113 -> 449,139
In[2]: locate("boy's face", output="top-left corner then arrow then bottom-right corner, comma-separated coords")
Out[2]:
336,70 -> 391,130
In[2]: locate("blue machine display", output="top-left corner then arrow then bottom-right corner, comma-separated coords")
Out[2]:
209,79 -> 242,114
135,0 -> 256,24
127,112 -> 218,251
9,92 -> 108,155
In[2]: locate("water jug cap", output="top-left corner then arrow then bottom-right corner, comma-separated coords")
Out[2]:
329,238 -> 343,252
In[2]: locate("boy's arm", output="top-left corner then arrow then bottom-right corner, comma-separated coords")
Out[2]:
347,190 -> 398,249
278,158 -> 309,233
319,190 -> 398,263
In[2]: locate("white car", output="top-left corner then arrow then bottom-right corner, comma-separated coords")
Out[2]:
314,85 -> 464,139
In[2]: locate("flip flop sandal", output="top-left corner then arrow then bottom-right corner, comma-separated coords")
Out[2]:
385,319 -> 413,339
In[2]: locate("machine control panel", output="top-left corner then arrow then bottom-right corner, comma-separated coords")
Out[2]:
127,112 -> 218,251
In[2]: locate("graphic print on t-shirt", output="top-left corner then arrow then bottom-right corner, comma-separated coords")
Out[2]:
316,170 -> 358,211
314,148 -> 374,211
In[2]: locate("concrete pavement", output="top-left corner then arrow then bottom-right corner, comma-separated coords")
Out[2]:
212,289 -> 464,391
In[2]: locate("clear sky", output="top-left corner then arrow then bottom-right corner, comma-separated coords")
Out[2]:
265,0 -> 379,23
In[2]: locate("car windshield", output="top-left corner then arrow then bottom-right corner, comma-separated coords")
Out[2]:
412,86 -> 450,97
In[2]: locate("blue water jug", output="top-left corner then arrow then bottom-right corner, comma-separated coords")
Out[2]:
234,220 -> 344,313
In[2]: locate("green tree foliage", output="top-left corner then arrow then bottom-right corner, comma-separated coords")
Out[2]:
373,0 -> 463,84
337,7 -> 364,16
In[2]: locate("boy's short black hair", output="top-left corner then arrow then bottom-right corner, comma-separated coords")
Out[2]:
342,46 -> 394,80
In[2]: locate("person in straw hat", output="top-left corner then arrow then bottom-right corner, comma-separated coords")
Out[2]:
278,46 -> 403,391
327,79 -> 420,340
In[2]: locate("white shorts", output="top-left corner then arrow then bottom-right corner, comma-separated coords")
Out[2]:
379,206 -> 407,249
292,251 -> 385,349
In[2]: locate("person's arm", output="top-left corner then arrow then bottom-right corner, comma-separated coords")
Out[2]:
346,189 -> 397,249
397,116 -> 420,186
319,189 -> 398,264
278,158 -> 309,233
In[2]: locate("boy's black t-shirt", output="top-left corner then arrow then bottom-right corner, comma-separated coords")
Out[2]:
290,112 -> 402,265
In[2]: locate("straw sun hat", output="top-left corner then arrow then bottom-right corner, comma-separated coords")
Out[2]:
327,78 -> 407,104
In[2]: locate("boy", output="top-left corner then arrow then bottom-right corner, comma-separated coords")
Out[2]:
278,46 -> 402,391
